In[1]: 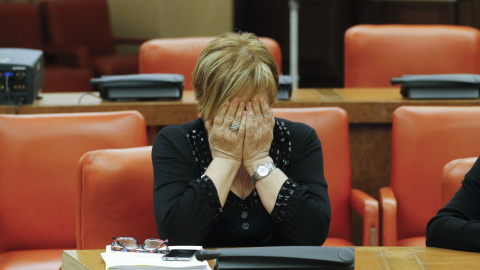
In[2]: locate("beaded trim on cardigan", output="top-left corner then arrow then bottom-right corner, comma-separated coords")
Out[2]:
197,174 -> 222,222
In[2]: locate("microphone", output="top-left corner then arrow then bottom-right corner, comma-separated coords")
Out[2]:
195,249 -> 222,261
391,77 -> 403,85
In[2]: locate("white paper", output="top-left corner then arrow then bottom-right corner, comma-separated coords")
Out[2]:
102,245 -> 211,270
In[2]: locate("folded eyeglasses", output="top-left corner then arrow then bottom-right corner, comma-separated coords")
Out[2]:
111,236 -> 169,253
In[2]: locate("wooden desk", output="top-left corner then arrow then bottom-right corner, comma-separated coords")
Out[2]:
62,247 -> 480,270
4,88 -> 480,244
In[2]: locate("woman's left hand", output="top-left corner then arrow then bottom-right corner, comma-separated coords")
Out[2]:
242,97 -> 275,174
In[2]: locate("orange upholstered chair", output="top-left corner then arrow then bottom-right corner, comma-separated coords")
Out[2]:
0,2 -> 92,92
273,107 -> 379,246
140,36 -> 282,90
380,106 -> 480,246
40,0 -> 145,76
344,24 -> 480,87
442,157 -> 478,206
77,146 -> 156,249
0,111 -> 147,270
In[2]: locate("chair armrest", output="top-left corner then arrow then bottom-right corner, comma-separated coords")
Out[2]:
114,37 -> 149,45
351,189 -> 379,246
43,44 -> 93,70
379,186 -> 397,246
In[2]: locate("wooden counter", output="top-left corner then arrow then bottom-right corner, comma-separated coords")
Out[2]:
62,246 -> 480,270
4,88 -> 479,124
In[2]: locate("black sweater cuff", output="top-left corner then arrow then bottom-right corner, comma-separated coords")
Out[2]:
195,175 -> 223,222
271,179 -> 298,225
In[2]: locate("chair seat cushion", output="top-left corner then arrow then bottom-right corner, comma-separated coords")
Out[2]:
93,53 -> 139,75
322,237 -> 354,246
397,236 -> 426,247
0,249 -> 62,270
44,66 -> 92,92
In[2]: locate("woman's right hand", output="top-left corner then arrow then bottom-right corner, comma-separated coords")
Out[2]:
204,98 -> 246,162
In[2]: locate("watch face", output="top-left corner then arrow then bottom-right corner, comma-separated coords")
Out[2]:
257,165 -> 269,177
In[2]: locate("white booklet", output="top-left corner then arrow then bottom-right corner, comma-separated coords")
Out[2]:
102,245 -> 211,270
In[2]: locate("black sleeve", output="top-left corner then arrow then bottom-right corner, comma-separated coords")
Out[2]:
271,123 -> 331,245
152,125 -> 222,246
426,156 -> 480,252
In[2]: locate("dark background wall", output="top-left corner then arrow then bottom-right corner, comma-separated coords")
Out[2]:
234,0 -> 480,88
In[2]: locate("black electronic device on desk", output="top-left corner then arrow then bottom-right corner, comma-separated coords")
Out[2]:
278,75 -> 293,100
391,74 -> 480,99
196,246 -> 355,270
90,73 -> 184,101
0,48 -> 43,105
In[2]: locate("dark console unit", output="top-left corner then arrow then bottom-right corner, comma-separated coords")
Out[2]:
0,48 -> 43,105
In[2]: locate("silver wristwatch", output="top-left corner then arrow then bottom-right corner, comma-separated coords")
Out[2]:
251,163 -> 276,184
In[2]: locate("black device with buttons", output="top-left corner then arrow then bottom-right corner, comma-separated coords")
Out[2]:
391,74 -> 480,99
0,48 -> 43,105
90,73 -> 184,101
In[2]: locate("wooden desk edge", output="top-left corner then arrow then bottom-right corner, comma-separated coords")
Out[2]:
62,246 -> 472,270
63,249 -> 105,270
3,88 -> 480,125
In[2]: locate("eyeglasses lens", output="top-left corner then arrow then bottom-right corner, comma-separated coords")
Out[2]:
119,238 -> 138,249
143,239 -> 163,250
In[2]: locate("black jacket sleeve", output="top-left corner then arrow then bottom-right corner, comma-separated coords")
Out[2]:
272,122 -> 331,245
152,125 -> 221,245
426,155 -> 480,252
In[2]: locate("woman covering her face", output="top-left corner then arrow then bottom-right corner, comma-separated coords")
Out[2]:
152,32 -> 331,247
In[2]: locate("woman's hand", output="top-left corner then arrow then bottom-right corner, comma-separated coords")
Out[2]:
204,98 -> 246,163
243,97 -> 275,174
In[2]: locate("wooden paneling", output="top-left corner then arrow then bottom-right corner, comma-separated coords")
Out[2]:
234,0 -> 354,88
458,0 -> 480,29
358,0 -> 457,24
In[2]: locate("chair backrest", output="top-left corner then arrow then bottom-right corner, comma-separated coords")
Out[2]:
391,106 -> 480,242
344,24 -> 480,87
77,146 -> 156,249
139,36 -> 282,90
272,107 -> 351,242
0,111 -> 147,253
0,3 -> 43,49
41,0 -> 115,55
442,157 -> 478,206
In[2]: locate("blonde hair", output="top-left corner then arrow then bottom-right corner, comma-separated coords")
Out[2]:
193,32 -> 279,120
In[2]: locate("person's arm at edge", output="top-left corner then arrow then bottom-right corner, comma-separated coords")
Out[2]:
426,156 -> 480,252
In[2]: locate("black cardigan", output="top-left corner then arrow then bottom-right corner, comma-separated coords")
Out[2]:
152,117 -> 331,247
